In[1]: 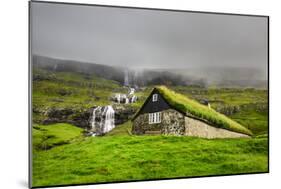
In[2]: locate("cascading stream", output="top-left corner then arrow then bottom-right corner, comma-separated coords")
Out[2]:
91,105 -> 115,136
112,87 -> 137,104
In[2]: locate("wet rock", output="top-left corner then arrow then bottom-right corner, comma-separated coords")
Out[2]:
42,107 -> 91,128
113,105 -> 137,125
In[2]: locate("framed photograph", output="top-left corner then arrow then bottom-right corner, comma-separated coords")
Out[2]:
29,1 -> 269,188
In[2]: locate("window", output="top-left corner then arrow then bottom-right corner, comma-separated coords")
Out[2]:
152,94 -> 158,102
149,112 -> 161,124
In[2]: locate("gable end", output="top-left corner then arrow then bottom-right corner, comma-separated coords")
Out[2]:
132,88 -> 171,120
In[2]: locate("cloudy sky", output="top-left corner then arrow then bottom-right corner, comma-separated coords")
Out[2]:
31,2 -> 268,72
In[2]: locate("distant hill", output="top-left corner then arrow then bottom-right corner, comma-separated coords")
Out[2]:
32,55 -> 124,84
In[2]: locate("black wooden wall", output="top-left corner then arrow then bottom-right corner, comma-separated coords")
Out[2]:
139,89 -> 170,114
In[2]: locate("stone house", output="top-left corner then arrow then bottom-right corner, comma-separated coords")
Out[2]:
132,86 -> 251,138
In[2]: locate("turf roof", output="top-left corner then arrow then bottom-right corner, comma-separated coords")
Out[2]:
134,86 -> 252,136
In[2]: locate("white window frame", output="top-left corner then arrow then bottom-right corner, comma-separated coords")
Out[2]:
148,112 -> 161,124
152,94 -> 158,102
149,113 -> 152,124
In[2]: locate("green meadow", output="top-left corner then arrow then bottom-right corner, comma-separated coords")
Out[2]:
32,122 -> 268,187
32,68 -> 269,187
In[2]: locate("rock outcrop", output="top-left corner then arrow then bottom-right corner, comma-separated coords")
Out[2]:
42,107 -> 91,128
36,105 -> 137,129
113,105 -> 137,125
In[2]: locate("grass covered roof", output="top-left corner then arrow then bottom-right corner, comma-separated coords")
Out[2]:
135,86 -> 252,136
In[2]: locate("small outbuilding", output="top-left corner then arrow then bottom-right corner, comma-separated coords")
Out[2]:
132,86 -> 252,138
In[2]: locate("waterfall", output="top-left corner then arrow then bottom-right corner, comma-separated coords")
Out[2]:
121,94 -> 127,101
91,106 -> 101,129
116,93 -> 121,103
124,70 -> 129,86
128,88 -> 135,95
103,106 -> 115,133
112,87 -> 138,104
130,95 -> 137,103
91,105 -> 115,136
53,64 -> 58,71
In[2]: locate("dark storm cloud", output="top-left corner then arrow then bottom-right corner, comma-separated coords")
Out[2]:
31,2 -> 268,73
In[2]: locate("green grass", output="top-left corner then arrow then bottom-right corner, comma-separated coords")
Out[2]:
154,86 -> 252,136
106,121 -> 133,136
32,123 -> 84,151
32,133 -> 268,187
230,109 -> 268,135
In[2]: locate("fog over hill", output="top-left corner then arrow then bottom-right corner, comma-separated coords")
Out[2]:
33,55 -> 267,88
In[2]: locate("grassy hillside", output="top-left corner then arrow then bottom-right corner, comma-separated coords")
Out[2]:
32,123 -> 268,187
33,68 -> 126,109
32,68 -> 131,123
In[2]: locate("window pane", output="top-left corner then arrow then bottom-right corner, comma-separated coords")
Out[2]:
149,112 -> 162,124
157,112 -> 159,122
152,94 -> 158,102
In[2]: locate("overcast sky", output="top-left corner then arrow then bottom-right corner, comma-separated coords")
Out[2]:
31,2 -> 268,72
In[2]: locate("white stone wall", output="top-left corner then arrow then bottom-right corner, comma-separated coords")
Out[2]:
162,109 -> 185,135
184,116 -> 250,139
